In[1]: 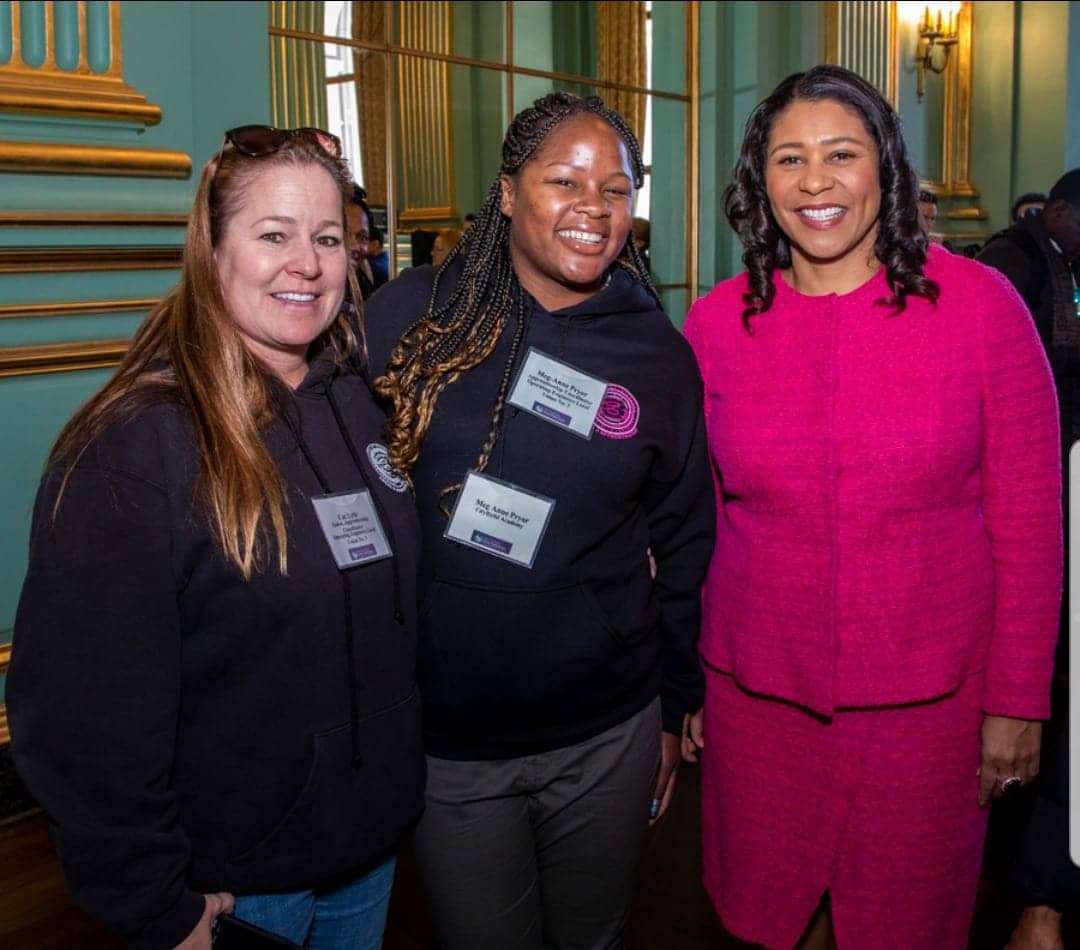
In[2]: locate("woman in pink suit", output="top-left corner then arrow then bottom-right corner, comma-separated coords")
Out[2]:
683,65 -> 1062,948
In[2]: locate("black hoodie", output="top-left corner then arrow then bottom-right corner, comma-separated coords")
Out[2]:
8,357 -> 424,948
367,263 -> 714,759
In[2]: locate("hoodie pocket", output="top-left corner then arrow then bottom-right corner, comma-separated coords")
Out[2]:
227,689 -> 424,885
418,581 -> 639,726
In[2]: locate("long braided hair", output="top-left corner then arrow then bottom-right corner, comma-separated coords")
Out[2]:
376,92 -> 656,508
724,65 -> 938,327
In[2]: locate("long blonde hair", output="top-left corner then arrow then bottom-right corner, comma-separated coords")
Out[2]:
50,136 -> 362,578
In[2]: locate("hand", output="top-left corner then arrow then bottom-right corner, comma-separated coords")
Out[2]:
174,892 -> 235,950
681,708 -> 704,764
1005,906 -> 1064,950
978,715 -> 1041,807
649,731 -> 682,825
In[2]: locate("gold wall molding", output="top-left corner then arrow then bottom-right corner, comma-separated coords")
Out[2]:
0,246 -> 182,274
0,339 -> 129,378
0,298 -> 159,320
0,641 -> 10,675
0,211 -> 188,227
0,2 -> 161,126
825,1 -> 898,104
0,140 -> 191,178
395,2 -> 455,223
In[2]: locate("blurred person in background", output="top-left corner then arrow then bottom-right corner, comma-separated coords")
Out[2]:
1014,192 -> 1048,223
431,227 -> 462,268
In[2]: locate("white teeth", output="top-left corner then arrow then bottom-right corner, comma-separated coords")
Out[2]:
799,207 -> 845,221
274,292 -> 317,302
558,229 -> 603,244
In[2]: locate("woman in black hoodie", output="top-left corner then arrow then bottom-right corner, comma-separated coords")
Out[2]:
8,128 -> 423,949
367,93 -> 714,950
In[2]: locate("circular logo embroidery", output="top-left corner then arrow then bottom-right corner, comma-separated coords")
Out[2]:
365,443 -> 408,493
594,385 -> 640,440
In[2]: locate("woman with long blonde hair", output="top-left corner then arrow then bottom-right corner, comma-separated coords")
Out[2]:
8,127 -> 423,949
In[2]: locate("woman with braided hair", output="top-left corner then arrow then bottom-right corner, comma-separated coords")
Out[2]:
366,92 -> 714,949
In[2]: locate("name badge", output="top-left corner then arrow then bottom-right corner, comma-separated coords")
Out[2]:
311,490 -> 393,570
444,471 -> 555,569
507,347 -> 609,439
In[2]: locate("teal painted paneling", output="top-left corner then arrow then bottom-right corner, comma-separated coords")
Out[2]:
698,1 -> 819,292
971,1 -> 1018,233
189,0 -> 271,172
1014,0 -> 1069,197
0,3 -> 11,65
450,64 -> 506,220
0,268 -> 177,306
970,0 -> 1072,233
0,1 -> 270,711
651,2 -> 686,94
86,0 -> 111,73
20,1 -> 45,68
0,367 -> 118,633
54,1 -> 80,72
513,1 -> 554,73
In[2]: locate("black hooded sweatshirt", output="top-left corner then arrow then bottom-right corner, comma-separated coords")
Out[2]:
366,262 -> 714,759
8,356 -> 424,949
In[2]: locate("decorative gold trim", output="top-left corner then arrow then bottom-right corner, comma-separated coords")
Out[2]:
267,24 -> 691,102
0,642 -> 10,675
0,247 -> 182,274
0,705 -> 8,747
398,206 -> 455,222
0,339 -> 129,378
0,298 -> 159,320
0,211 -> 187,227
0,1 -> 161,126
0,140 -> 191,178
945,206 -> 986,221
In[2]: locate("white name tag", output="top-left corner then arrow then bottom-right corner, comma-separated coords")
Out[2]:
444,471 -> 555,569
311,490 -> 393,570
507,347 -> 609,439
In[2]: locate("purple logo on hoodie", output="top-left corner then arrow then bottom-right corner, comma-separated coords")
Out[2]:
594,385 -> 639,439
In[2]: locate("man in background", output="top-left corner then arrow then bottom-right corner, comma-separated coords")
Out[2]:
981,169 -> 1080,950
917,189 -> 938,239
1014,191 -> 1048,223
346,184 -> 376,300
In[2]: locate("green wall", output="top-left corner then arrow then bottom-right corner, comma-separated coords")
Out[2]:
697,1 -> 822,295
0,0 -> 269,716
970,0 -> 1075,234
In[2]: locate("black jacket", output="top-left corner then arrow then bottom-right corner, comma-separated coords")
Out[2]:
366,263 -> 714,759
8,358 -> 424,948
978,213 -> 1080,451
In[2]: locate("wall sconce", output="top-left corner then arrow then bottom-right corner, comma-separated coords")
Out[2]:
900,1 -> 962,101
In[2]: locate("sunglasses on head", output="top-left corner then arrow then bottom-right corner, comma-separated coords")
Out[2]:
224,125 -> 342,159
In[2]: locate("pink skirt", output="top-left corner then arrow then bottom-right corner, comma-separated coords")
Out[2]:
701,669 -> 988,949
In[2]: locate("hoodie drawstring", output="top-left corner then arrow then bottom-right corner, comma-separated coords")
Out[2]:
282,374 -> 404,770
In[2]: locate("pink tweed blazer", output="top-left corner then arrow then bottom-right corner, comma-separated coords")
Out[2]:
684,246 -> 1062,719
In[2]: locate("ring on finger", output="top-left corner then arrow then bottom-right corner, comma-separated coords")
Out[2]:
999,775 -> 1024,793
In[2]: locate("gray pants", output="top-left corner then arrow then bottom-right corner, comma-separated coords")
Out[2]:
413,699 -> 662,950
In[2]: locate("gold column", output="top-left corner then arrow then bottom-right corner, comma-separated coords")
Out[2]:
396,1 -> 455,224
596,1 -> 647,145
824,0 -> 897,105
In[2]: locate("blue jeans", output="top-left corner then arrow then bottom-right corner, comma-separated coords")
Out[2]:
232,855 -> 396,949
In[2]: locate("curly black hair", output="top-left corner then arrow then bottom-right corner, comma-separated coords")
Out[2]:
723,64 -> 938,326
